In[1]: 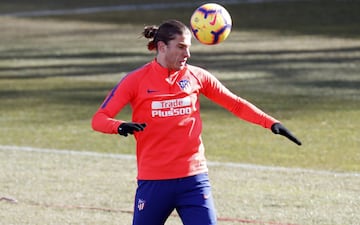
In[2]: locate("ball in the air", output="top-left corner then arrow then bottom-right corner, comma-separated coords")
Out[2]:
190,3 -> 232,45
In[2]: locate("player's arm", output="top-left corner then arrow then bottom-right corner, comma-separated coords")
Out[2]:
200,71 -> 301,145
91,77 -> 146,136
91,83 -> 127,134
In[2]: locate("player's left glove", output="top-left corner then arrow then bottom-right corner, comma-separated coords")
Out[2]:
271,123 -> 302,146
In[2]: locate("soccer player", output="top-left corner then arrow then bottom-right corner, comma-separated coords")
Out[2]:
92,19 -> 301,225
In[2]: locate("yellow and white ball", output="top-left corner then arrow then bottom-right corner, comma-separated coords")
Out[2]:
190,3 -> 232,45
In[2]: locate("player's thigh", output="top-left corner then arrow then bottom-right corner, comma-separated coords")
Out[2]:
177,200 -> 217,225
132,180 -> 175,225
176,173 -> 217,225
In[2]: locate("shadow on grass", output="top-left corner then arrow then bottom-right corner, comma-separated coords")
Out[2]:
0,50 -> 148,60
189,48 -> 360,73
0,62 -> 137,79
1,0 -> 360,38
1,46 -> 359,79
299,80 -> 360,90
21,0 -> 360,38
0,50 -> 152,79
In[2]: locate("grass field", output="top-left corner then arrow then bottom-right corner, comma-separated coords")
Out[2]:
1,147 -> 359,225
1,0 -> 360,224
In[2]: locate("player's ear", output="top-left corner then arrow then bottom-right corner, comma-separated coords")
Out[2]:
157,41 -> 167,53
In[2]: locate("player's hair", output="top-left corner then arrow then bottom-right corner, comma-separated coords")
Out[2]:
143,20 -> 190,51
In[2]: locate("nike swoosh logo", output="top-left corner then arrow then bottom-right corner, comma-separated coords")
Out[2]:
147,89 -> 159,93
209,14 -> 217,26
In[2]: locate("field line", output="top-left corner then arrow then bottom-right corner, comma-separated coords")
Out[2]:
1,144 -> 359,177
3,199 -> 300,225
1,0 -> 298,17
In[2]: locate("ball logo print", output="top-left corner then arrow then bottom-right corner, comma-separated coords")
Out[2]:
190,3 -> 232,45
209,14 -> 217,26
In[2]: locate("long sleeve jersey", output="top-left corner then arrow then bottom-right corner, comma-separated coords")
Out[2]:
92,59 -> 278,180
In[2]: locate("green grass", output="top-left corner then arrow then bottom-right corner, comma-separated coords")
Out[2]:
33,0 -> 360,38
0,1 -> 360,225
1,149 -> 359,225
0,0 -> 359,173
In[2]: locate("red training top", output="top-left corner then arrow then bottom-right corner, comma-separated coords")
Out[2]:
92,59 -> 278,180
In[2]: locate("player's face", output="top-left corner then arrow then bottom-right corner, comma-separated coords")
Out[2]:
163,32 -> 191,71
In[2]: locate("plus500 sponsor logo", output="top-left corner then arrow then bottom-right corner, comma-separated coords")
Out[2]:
151,97 -> 192,117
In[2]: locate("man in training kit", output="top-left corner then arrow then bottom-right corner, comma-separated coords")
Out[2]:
92,20 -> 301,225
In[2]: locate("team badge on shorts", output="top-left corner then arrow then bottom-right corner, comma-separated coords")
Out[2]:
137,199 -> 146,211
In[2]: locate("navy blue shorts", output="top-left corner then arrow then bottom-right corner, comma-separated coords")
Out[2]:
132,173 -> 217,225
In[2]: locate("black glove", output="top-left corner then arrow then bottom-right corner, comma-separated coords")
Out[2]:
271,123 -> 302,146
118,122 -> 146,137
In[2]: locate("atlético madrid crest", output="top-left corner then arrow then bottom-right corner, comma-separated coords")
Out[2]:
137,199 -> 146,211
178,79 -> 191,92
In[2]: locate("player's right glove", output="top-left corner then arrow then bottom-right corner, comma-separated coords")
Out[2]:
118,122 -> 146,137
271,123 -> 302,146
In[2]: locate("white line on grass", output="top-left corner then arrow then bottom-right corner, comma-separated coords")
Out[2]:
1,145 -> 359,177
0,0 -> 303,17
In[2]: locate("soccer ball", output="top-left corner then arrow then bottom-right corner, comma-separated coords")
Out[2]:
190,3 -> 232,45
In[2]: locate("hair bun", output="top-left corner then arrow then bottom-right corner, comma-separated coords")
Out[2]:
143,26 -> 158,39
